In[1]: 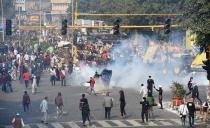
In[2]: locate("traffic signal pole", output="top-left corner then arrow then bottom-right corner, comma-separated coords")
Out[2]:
1,0 -> 4,42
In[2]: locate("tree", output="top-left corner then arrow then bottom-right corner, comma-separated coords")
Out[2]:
181,0 -> 210,52
67,0 -> 184,39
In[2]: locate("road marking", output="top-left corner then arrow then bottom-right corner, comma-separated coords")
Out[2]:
148,121 -> 159,126
24,125 -> 31,128
36,123 -> 48,128
112,120 -> 127,127
97,121 -> 112,127
51,123 -> 64,128
126,120 -> 142,126
171,119 -> 181,125
66,122 -> 80,128
158,120 -> 173,126
4,126 -> 13,128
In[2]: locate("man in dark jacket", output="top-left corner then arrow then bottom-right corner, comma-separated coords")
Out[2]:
147,76 -> 154,97
191,82 -> 202,104
1,72 -> 7,92
22,91 -> 31,112
55,92 -> 64,118
154,85 -> 163,109
187,98 -> 196,128
6,72 -> 13,92
35,65 -> 41,87
186,77 -> 193,96
79,94 -> 90,126
140,97 -> 150,123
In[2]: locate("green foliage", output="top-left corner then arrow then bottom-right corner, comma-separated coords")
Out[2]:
67,0 -> 184,39
182,0 -> 210,52
68,0 -> 183,25
170,81 -> 186,98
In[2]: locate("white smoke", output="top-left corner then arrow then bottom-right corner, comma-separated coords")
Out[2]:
69,33 -> 208,90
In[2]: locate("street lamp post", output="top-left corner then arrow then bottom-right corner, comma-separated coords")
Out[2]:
71,0 -> 74,58
18,6 -> 21,47
39,0 -> 42,45
1,0 -> 4,42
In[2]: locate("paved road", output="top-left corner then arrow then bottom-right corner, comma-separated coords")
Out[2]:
0,71 -> 208,127
4,118 -> 207,128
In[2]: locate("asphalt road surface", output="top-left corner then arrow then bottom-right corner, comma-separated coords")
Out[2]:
0,71 -> 208,128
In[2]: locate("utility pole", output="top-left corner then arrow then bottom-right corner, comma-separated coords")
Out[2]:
71,0 -> 74,58
1,0 -> 4,43
39,0 -> 42,45
19,6 -> 21,47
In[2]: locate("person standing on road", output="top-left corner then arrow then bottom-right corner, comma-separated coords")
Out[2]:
55,92 -> 64,118
191,82 -> 202,105
79,94 -> 90,126
87,77 -> 95,95
31,76 -> 37,94
202,100 -> 209,122
140,97 -> 150,123
154,85 -> 163,109
202,101 -> 209,122
119,90 -> 126,118
6,71 -> 13,93
40,96 -> 48,124
35,65 -> 41,87
2,72 -> 7,92
22,91 -> 31,112
186,77 -> 193,96
12,113 -> 25,128
103,92 -> 113,120
50,67 -> 56,86
138,84 -> 147,99
178,100 -> 188,128
23,70 -> 30,88
60,67 -> 66,86
147,76 -> 154,97
187,98 -> 196,128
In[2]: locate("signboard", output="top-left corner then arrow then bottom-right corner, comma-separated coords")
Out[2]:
28,16 -> 40,21
0,24 -> 5,29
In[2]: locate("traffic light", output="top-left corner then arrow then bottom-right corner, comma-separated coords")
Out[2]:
203,60 -> 210,80
164,19 -> 171,34
6,19 -> 12,36
208,0 -> 210,11
113,19 -> 120,35
61,19 -> 67,35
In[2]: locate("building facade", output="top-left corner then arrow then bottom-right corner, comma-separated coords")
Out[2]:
15,0 -> 26,11
25,0 -> 51,25
51,0 -> 70,25
14,0 -> 71,25
15,0 -> 26,25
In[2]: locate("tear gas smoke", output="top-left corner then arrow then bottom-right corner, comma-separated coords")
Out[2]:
69,33 -> 208,90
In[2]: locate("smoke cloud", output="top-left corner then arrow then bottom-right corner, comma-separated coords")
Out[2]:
69,33 -> 208,90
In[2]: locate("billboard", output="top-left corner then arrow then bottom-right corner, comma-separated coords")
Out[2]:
28,16 -> 40,21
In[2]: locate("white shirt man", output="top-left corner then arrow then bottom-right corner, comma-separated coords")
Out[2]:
138,84 -> 147,99
31,54 -> 36,62
40,97 -> 48,124
14,49 -> 18,56
179,103 -> 188,116
24,53 -> 29,61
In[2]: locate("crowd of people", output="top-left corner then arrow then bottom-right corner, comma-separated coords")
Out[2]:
1,30 -> 209,128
